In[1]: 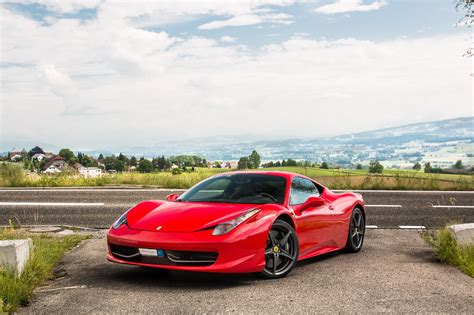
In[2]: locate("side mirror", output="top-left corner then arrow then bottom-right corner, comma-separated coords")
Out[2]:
297,196 -> 325,212
166,193 -> 180,201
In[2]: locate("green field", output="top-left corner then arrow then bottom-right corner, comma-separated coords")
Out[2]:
1,163 -> 472,190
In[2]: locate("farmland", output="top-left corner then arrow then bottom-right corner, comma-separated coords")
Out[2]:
1,163 -> 472,190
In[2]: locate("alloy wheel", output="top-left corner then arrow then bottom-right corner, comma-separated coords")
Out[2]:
350,209 -> 365,249
263,221 -> 298,277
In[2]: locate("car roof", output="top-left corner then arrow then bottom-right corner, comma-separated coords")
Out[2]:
216,170 -> 308,181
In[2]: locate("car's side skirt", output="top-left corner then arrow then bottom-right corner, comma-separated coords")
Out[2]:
297,245 -> 341,261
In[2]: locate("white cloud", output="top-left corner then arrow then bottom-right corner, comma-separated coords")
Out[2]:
314,0 -> 386,14
199,15 -> 262,30
0,2 -> 471,149
198,13 -> 293,30
15,0 -> 101,14
220,35 -> 237,43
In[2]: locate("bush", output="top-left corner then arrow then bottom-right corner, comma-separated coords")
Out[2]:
368,160 -> 384,174
0,163 -> 25,186
422,227 -> 474,277
0,229 -> 89,312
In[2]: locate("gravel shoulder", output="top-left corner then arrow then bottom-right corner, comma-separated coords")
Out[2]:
22,230 -> 473,314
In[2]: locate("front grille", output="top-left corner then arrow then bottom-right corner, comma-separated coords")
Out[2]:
110,244 -> 139,259
109,244 -> 218,266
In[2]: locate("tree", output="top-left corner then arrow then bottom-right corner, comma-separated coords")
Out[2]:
413,162 -> 421,170
77,152 -> 84,164
59,148 -> 75,163
154,156 -> 169,170
138,159 -> 153,173
114,160 -> 126,172
238,157 -> 250,169
286,159 -> 297,167
368,160 -> 383,174
28,146 -> 44,158
424,162 -> 432,173
320,162 -> 329,169
248,150 -> 261,169
356,164 -> 363,170
455,0 -> 473,57
453,160 -> 464,169
130,156 -> 138,167
81,155 -> 93,167
98,153 -> 104,160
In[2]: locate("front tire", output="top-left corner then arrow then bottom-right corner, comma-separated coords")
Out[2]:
344,207 -> 365,253
260,220 -> 299,279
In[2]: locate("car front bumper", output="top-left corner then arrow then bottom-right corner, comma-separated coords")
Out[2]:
107,223 -> 268,273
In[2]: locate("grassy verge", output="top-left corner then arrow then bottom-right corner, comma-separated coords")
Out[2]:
1,163 -> 473,190
0,227 -> 90,312
421,227 -> 474,277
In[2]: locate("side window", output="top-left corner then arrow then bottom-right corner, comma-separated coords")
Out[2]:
290,177 -> 319,205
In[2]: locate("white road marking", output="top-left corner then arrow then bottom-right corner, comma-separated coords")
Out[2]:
399,225 -> 426,229
365,205 -> 402,208
366,225 -> 378,229
0,202 -> 105,206
432,205 -> 474,208
37,285 -> 87,293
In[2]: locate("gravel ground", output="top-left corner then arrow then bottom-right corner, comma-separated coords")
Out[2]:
22,229 -> 473,314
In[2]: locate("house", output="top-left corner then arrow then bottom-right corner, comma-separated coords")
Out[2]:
78,166 -> 102,178
221,161 -> 238,169
31,153 -> 46,161
43,152 -> 54,159
44,165 -> 62,174
43,155 -> 67,173
9,151 -> 22,161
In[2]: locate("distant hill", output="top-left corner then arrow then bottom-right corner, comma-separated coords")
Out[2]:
3,117 -> 473,167
98,117 -> 473,166
331,116 -> 473,144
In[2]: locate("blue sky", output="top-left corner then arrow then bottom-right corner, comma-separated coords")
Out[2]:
3,1 -> 463,44
0,1 -> 472,150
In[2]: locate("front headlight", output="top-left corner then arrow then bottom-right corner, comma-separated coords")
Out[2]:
212,209 -> 260,236
112,211 -> 128,229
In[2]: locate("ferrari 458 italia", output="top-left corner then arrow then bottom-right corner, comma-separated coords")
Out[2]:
107,171 -> 366,278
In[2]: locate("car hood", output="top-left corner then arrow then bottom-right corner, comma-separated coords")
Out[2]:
126,201 -> 257,233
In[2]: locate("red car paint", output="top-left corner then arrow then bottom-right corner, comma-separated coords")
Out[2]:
107,171 -> 365,273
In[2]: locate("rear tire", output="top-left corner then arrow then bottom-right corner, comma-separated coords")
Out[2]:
260,220 -> 299,279
344,207 -> 365,253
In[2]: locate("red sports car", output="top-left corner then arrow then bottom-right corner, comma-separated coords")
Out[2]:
107,171 -> 366,278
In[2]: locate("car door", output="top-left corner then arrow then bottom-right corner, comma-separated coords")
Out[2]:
289,177 -> 335,255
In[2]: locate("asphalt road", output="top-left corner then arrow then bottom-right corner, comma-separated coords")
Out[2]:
21,230 -> 474,313
0,188 -> 473,229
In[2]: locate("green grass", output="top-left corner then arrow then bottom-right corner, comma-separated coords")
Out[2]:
1,163 -> 472,190
0,228 -> 90,312
422,227 -> 474,277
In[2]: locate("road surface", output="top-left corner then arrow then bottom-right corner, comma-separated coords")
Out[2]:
21,230 -> 474,313
0,188 -> 473,229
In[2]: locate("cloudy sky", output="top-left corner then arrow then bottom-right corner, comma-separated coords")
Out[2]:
0,0 -> 472,150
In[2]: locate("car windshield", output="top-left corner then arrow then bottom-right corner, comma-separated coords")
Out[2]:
178,173 -> 287,204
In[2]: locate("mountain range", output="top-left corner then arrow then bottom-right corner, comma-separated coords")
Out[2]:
2,116 -> 473,167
